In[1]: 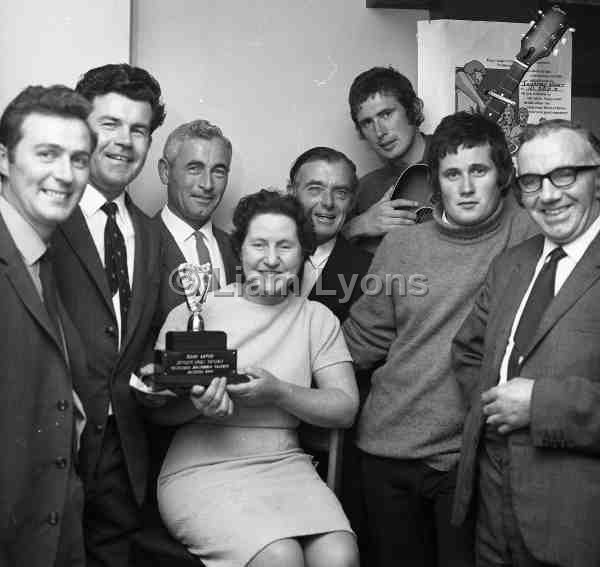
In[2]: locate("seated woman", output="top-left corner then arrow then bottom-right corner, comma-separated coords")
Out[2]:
144,190 -> 359,567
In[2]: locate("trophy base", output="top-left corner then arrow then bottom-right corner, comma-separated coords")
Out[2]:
154,330 -> 248,390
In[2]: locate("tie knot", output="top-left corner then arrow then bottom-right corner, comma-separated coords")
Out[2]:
194,230 -> 205,242
547,246 -> 566,265
101,201 -> 118,218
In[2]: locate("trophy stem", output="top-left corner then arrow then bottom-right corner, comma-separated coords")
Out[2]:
188,311 -> 205,332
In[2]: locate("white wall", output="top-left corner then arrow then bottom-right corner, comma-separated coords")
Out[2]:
0,1 -> 130,112
131,0 -> 427,227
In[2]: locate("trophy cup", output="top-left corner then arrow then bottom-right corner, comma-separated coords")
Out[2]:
154,262 -> 247,391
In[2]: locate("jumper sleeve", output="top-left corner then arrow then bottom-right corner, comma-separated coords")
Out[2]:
342,234 -> 401,370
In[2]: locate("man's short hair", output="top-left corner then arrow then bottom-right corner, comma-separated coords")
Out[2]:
289,146 -> 358,193
162,119 -> 232,164
514,119 -> 600,205
427,111 -> 513,202
348,66 -> 424,136
0,85 -> 95,160
75,63 -> 166,134
463,60 -> 485,77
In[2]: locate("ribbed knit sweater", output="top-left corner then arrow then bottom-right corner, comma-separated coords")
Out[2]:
343,197 -> 538,469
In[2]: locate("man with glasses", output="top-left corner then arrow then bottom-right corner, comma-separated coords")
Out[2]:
452,119 -> 600,566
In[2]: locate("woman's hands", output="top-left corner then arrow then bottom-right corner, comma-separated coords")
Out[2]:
227,366 -> 285,407
136,363 -> 234,418
190,377 -> 234,418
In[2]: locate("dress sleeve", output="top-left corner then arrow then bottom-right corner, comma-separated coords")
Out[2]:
308,302 -> 353,373
154,302 -> 190,351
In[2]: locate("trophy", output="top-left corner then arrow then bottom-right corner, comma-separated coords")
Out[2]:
154,262 -> 247,390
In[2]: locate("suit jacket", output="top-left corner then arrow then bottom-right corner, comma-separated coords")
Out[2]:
452,233 -> 600,567
52,198 -> 161,506
0,216 -> 86,567
155,217 -> 240,326
307,236 -> 372,322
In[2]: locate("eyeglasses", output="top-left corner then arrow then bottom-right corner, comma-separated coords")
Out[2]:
517,165 -> 600,194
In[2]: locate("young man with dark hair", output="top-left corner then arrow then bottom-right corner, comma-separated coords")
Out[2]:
343,66 -> 429,252
51,63 -> 165,567
0,84 -> 94,567
343,112 -> 536,567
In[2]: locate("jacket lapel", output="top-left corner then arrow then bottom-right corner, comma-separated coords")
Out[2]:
213,226 -> 238,284
59,207 -> 114,314
523,232 -> 600,360
308,238 -> 344,302
486,238 -> 543,387
126,201 -> 151,347
0,216 -> 64,355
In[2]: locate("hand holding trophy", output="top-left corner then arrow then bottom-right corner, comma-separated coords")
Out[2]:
153,262 -> 248,392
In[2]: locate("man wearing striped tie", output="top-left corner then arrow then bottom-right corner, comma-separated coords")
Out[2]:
155,119 -> 239,324
452,120 -> 600,567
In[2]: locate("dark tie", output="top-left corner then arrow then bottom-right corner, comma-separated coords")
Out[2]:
508,246 -> 566,379
39,251 -> 62,341
101,201 -> 131,341
194,230 -> 217,290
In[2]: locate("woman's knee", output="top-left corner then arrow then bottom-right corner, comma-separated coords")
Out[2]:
248,538 -> 304,567
304,531 -> 359,567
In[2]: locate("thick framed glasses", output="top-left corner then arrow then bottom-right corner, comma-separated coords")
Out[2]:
517,165 -> 600,194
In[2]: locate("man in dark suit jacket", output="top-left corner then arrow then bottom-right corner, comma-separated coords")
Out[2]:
155,119 -> 239,325
0,86 -> 94,566
452,120 -> 600,566
288,146 -> 372,560
51,64 -> 166,567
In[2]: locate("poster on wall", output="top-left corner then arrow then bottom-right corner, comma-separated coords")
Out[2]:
417,15 -> 572,146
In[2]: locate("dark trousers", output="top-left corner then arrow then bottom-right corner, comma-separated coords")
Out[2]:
83,416 -> 141,567
476,437 -> 552,567
361,451 -> 474,567
54,467 -> 86,567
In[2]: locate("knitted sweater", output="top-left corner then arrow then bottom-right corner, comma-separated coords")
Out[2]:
342,197 -> 538,469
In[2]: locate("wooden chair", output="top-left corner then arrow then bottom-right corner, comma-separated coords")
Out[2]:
131,424 -> 344,566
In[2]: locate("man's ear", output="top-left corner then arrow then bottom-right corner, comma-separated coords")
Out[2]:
593,163 -> 600,200
158,157 -> 169,186
286,180 -> 296,196
0,144 -> 9,178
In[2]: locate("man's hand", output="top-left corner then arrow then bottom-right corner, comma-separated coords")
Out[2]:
344,186 -> 418,239
134,363 -> 169,408
227,367 -> 284,407
482,378 -> 534,434
190,377 -> 234,417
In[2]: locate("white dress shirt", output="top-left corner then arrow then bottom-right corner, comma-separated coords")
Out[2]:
79,184 -> 135,349
301,237 -> 337,297
160,205 -> 227,289
499,213 -> 600,384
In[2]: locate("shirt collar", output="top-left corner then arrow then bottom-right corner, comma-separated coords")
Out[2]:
0,195 -> 46,266
161,205 -> 214,245
308,237 -> 336,269
542,211 -> 600,264
80,184 -> 128,219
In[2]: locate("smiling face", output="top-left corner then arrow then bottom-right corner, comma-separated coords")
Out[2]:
0,113 -> 92,241
241,212 -> 303,304
86,92 -> 153,199
291,159 -> 355,245
356,92 -> 419,165
439,143 -> 502,227
518,129 -> 600,244
160,137 -> 231,230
